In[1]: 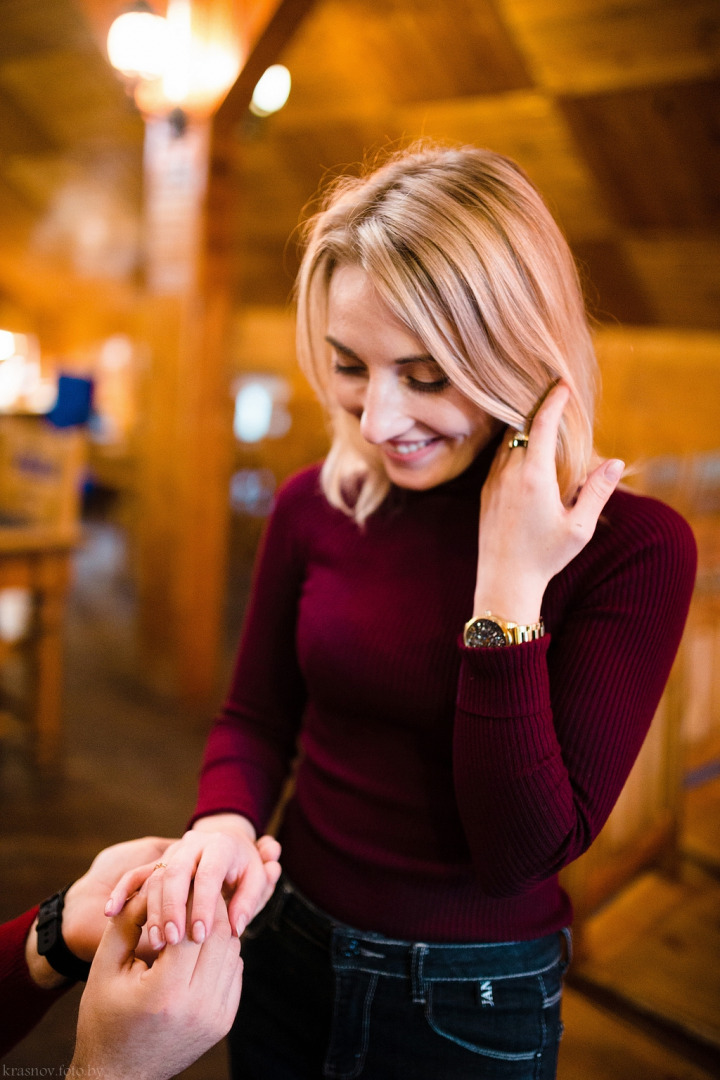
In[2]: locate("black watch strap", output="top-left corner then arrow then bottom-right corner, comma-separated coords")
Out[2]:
36,884 -> 92,983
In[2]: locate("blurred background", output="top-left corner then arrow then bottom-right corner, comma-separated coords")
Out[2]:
0,1 -> 718,1077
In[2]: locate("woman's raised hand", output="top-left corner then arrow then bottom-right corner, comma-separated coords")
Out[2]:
473,381 -> 624,623
105,815 -> 282,949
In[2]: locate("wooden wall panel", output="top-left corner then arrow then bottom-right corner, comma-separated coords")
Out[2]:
280,0 -> 532,120
560,79 -> 720,230
594,327 -> 720,461
398,91 -> 613,240
572,239 -> 656,326
0,0 -> 90,61
0,50 -> 139,148
622,236 -> 720,331
499,0 -> 720,94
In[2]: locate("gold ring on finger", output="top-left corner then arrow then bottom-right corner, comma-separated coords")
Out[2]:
508,432 -> 529,450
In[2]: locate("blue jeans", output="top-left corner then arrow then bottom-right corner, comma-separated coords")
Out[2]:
229,876 -> 570,1079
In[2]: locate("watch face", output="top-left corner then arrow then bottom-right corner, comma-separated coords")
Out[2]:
464,618 -> 508,648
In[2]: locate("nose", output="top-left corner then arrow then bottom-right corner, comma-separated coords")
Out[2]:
359,375 -> 410,445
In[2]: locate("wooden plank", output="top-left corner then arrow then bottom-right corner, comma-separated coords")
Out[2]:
215,0 -> 317,129
398,90 -> 613,241
572,869 -> 720,1052
0,0 -> 91,61
570,239 -> 656,325
559,987 -> 717,1080
622,234 -> 720,331
500,0 -> 720,95
683,774 -> 720,874
268,0 -> 531,125
560,80 -> 720,230
593,327 -> 720,461
0,87 -> 59,155
0,49 -> 140,147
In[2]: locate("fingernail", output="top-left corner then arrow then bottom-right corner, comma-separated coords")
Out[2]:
165,921 -> 179,945
192,921 -> 206,943
605,459 -> 624,482
104,898 -> 114,916
149,925 -> 163,951
235,916 -> 247,938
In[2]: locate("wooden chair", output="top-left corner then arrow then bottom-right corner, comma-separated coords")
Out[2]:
561,453 -> 720,958
0,415 -> 86,767
559,654 -> 686,960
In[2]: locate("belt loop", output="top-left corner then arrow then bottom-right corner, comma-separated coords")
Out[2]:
559,927 -> 573,973
410,943 -> 428,1005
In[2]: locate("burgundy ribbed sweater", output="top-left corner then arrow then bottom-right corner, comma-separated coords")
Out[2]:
193,443 -> 696,942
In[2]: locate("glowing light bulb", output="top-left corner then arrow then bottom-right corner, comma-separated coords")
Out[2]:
107,8 -> 169,80
234,382 -> 273,442
0,330 -> 16,362
107,0 -> 243,118
250,65 -> 291,117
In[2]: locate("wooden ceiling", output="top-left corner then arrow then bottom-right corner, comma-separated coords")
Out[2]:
0,0 -> 719,337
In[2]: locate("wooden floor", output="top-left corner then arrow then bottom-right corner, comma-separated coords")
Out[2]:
1,519 -> 719,1078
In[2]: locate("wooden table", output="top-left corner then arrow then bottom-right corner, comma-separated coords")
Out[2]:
0,525 -> 78,768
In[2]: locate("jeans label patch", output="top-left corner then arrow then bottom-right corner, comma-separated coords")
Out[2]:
479,980 -> 494,1007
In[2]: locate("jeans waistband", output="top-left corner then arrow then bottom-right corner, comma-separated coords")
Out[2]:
269,875 -> 571,981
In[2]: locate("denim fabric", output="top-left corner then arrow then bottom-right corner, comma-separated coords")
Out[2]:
229,876 -> 570,1080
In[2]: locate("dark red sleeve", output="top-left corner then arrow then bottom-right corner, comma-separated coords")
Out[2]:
452,495 -> 697,897
190,472 -> 311,833
0,907 -> 71,1056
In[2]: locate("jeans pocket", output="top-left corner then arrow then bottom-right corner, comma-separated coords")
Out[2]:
242,880 -> 284,941
425,969 -> 562,1066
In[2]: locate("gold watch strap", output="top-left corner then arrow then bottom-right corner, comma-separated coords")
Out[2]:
463,612 -> 545,647
502,619 -> 545,644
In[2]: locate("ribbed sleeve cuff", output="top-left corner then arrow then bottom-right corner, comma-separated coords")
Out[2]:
457,633 -> 552,718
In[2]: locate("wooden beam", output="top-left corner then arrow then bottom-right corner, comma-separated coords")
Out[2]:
135,0 -> 316,703
215,0 -> 317,131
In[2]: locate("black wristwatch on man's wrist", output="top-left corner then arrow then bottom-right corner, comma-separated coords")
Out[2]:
36,884 -> 92,982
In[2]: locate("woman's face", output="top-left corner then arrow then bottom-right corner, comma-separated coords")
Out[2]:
326,264 -> 500,491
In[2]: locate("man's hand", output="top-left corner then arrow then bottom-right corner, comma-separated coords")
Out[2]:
26,836 -> 175,989
69,889 -> 242,1080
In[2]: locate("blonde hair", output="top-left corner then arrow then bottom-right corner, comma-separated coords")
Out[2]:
295,142 -> 598,523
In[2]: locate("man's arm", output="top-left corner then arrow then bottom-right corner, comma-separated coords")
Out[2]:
0,837 -> 175,1057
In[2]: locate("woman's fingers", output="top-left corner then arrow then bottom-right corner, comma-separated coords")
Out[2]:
263,858 -> 282,892
524,381 -> 569,465
477,379 -> 624,610
105,829 -> 281,951
256,834 -> 281,864
570,458 -> 624,537
152,856 -> 198,947
185,842 -> 241,943
225,852 -> 263,937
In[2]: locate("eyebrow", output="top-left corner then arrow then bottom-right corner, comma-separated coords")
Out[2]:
324,335 -> 436,366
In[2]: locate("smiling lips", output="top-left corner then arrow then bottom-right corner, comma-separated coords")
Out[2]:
383,436 -> 441,460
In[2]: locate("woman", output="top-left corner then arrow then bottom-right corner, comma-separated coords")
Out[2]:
109,143 -> 696,1079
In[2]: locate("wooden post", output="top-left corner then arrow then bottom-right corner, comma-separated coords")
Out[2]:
135,0 -> 315,703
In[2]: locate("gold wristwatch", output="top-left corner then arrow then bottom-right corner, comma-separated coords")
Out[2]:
463,612 -> 545,648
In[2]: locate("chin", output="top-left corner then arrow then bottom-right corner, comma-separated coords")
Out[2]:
384,458 -> 468,491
